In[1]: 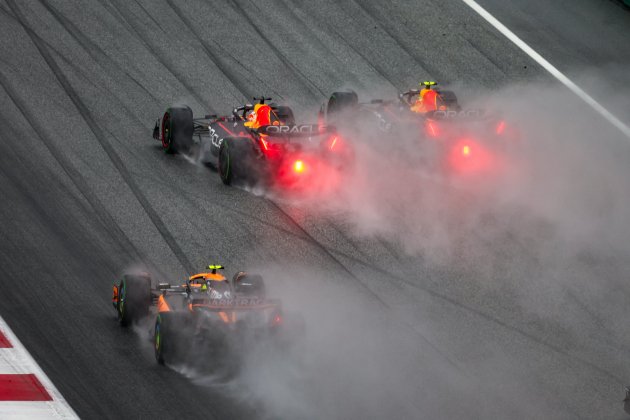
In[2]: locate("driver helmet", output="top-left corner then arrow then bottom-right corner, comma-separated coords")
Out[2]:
420,81 -> 438,98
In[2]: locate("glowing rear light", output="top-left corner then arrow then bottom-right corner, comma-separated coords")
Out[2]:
427,121 -> 439,137
293,160 -> 305,173
462,145 -> 471,156
496,121 -> 506,135
218,312 -> 230,323
330,136 -> 338,150
272,313 -> 283,326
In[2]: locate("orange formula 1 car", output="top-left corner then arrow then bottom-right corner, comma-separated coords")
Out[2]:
112,265 -> 287,367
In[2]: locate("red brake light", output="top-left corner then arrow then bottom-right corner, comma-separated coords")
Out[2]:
330,136 -> 338,150
272,313 -> 283,326
449,139 -> 495,173
496,121 -> 506,135
260,136 -> 282,158
427,121 -> 439,137
293,160 -> 305,173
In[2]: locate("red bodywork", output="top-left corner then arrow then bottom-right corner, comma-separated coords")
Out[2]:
257,131 -> 352,190
422,118 -> 518,175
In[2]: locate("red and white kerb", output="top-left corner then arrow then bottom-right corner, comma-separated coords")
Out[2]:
0,318 -> 77,419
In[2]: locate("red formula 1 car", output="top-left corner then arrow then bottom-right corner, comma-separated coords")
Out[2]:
320,84 -> 520,176
153,97 -> 352,189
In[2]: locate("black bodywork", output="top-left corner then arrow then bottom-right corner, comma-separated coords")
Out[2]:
320,90 -> 518,174
319,89 -> 463,136
153,98 -> 345,187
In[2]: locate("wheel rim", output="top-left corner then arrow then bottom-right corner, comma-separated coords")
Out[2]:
161,113 -> 171,150
155,323 -> 161,353
118,283 -> 125,320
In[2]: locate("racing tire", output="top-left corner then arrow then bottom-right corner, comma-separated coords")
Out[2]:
154,312 -> 192,365
218,137 -> 258,186
117,274 -> 151,327
161,106 -> 193,154
326,91 -> 358,121
273,105 -> 296,125
438,90 -> 461,111
232,272 -> 266,299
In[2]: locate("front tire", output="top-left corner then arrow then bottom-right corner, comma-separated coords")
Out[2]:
161,106 -> 193,154
326,91 -> 358,122
117,274 -> 151,327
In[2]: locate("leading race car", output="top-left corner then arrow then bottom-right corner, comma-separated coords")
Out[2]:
153,97 -> 352,189
320,82 -> 519,175
112,265 -> 292,369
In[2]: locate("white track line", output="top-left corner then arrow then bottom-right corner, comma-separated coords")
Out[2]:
460,0 -> 630,140
0,317 -> 78,419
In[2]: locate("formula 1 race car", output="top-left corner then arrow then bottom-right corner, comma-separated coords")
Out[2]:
319,85 -> 519,175
153,97 -> 352,189
112,265 -> 291,368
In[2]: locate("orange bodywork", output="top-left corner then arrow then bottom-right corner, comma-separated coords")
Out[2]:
217,311 -> 234,323
188,272 -> 226,285
153,270 -> 277,326
157,294 -> 171,313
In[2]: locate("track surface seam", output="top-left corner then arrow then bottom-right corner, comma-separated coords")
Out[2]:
6,0 -> 195,275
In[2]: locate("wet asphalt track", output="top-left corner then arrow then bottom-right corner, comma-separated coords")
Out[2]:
0,0 -> 629,418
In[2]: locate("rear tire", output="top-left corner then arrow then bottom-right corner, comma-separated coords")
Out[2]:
117,274 -> 151,327
161,106 -> 193,154
232,272 -> 266,299
218,137 -> 258,186
273,105 -> 296,125
154,312 -> 192,365
326,91 -> 358,122
438,90 -> 461,111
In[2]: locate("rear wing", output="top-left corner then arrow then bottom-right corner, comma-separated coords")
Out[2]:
256,124 -> 336,141
424,108 -> 489,121
157,286 -> 280,312
191,297 -> 281,312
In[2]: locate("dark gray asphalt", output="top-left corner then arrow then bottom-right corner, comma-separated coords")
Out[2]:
0,0 -> 629,419
475,0 -> 630,123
